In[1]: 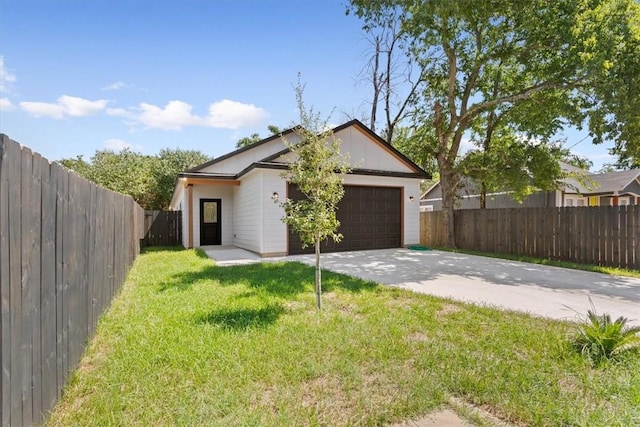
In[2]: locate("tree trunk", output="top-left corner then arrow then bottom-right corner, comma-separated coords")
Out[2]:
434,100 -> 457,248
480,182 -> 487,209
315,240 -> 322,310
438,157 -> 457,248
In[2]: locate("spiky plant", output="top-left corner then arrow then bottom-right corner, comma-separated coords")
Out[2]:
572,305 -> 640,365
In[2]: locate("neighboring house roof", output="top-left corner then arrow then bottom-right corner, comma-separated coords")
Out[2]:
421,161 -> 640,203
563,169 -> 640,195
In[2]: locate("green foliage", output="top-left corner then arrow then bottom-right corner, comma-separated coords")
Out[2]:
280,82 -> 350,250
236,125 -> 282,148
572,305 -> 640,366
59,148 -> 211,210
280,79 -> 350,310
151,148 -> 211,209
458,132 -> 567,203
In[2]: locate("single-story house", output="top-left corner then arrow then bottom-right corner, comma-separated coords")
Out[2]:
421,162 -> 640,211
169,119 -> 430,256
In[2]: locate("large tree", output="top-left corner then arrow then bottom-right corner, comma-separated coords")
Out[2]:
151,148 -> 211,209
60,148 -> 211,210
349,0 -> 640,246
280,81 -> 350,310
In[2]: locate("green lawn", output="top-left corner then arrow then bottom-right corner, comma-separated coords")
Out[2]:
47,248 -> 640,426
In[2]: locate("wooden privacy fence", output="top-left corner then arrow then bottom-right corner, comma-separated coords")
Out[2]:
142,210 -> 182,247
0,135 -> 145,426
421,206 -> 640,270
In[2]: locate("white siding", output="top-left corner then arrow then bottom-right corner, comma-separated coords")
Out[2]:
232,171 -> 262,252
181,189 -> 189,248
334,127 -> 414,173
192,185 -> 234,247
261,170 -> 287,255
342,174 -> 421,246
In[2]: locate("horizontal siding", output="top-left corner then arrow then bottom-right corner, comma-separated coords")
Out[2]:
262,170 -> 287,254
335,127 -> 414,173
233,171 -> 261,252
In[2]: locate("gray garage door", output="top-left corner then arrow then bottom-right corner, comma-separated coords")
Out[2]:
288,184 -> 402,255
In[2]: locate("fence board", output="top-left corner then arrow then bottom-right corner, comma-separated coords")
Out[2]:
0,136 -> 11,426
54,163 -> 68,402
20,147 -> 35,426
40,158 -> 58,416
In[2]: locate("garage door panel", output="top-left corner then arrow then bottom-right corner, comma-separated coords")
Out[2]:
288,184 -> 401,255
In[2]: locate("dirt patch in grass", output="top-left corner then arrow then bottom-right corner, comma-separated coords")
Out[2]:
436,303 -> 463,317
407,332 -> 431,344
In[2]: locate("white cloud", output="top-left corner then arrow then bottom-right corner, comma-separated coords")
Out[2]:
137,100 -> 200,131
204,99 -> 268,129
102,81 -> 130,91
0,97 -> 15,111
104,138 -> 139,151
20,95 -> 109,119
0,56 -> 16,93
130,99 -> 268,131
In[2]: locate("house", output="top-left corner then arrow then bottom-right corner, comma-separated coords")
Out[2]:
169,120 -> 430,256
420,163 -> 640,211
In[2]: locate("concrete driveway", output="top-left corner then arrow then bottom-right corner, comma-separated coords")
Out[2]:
286,248 -> 640,325
204,246 -> 639,325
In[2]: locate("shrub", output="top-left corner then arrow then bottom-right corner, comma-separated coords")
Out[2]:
571,304 -> 640,366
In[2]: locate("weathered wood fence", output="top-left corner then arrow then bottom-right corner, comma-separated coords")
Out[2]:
0,135 -> 145,426
421,206 -> 640,270
142,210 -> 182,247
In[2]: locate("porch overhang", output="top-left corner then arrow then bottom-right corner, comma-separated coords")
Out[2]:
178,172 -> 241,187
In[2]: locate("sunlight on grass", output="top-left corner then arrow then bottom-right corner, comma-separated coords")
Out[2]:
47,248 -> 640,426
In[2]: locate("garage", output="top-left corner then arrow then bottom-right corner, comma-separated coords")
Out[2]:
288,184 -> 402,255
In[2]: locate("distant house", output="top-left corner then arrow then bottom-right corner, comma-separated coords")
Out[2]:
420,163 -> 640,211
169,120 -> 429,255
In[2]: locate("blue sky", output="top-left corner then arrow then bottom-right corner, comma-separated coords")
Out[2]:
0,0 -> 615,170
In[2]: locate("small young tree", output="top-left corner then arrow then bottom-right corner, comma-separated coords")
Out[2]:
280,81 -> 350,310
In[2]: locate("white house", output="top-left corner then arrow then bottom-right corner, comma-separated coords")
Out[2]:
169,120 -> 429,256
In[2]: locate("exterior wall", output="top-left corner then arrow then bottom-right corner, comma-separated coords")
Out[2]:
272,127 -> 416,173
232,171 -> 262,252
335,127 -> 414,173
191,184 -> 234,247
343,174 -> 422,246
261,170 -> 288,255
180,190 -> 189,248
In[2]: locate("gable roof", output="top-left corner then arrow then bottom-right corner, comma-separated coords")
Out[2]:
564,169 -> 640,195
186,126 -> 298,172
185,119 -> 430,178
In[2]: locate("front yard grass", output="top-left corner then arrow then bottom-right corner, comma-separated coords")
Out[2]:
47,248 -> 640,426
